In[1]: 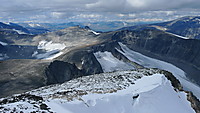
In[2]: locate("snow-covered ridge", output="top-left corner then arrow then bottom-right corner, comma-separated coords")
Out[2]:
0,69 -> 196,113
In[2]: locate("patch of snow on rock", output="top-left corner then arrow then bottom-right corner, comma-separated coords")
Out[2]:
89,30 -> 100,35
12,29 -> 27,35
166,32 -> 189,39
0,41 -> 8,46
38,40 -> 66,51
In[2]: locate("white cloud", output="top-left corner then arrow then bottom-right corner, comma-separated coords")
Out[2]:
51,12 -> 65,18
76,14 -> 102,18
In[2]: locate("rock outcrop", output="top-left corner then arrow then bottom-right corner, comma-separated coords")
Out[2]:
45,60 -> 82,84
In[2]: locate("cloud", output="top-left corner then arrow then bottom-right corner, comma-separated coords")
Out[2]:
86,0 -> 127,12
1,0 -> 200,13
51,12 -> 65,19
86,0 -> 200,12
0,0 -> 200,22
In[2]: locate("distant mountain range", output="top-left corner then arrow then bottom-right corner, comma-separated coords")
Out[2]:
2,16 -> 200,38
120,16 -> 200,39
18,21 -> 152,33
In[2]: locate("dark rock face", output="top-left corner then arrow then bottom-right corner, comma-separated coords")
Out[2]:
187,92 -> 200,113
159,69 -> 183,90
81,52 -> 103,75
60,49 -> 103,75
45,60 -> 82,85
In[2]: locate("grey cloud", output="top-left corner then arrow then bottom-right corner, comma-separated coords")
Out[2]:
86,0 -> 200,12
1,0 -> 200,13
0,0 -> 200,22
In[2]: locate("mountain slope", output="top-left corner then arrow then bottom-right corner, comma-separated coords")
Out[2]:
0,22 -> 30,34
0,26 -> 103,60
0,68 -> 199,113
110,29 -> 200,84
1,18 -> 200,113
0,26 -> 105,97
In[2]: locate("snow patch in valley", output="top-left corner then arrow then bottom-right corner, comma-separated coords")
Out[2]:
89,30 -> 100,35
2,22 -> 11,25
12,29 -> 27,35
33,40 -> 66,60
117,42 -> 200,99
38,40 -> 66,51
94,51 -> 134,72
29,23 -> 41,27
45,51 -> 64,60
0,41 -> 8,46
166,32 -> 189,39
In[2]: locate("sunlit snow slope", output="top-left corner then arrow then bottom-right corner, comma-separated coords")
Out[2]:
116,42 -> 200,99
0,69 -> 195,113
94,51 -> 134,72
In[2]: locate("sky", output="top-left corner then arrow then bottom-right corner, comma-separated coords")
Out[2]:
0,0 -> 200,23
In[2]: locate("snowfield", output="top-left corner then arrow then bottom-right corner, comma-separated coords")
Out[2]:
38,40 -> 66,51
46,74 -> 194,113
32,40 -> 66,60
94,51 -> 135,72
117,42 -> 200,99
0,69 -> 196,113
